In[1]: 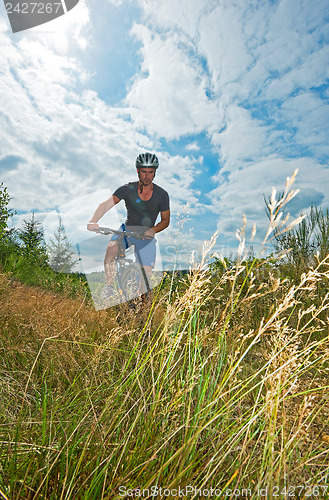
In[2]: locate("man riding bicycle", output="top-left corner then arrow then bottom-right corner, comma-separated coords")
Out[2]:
87,152 -> 170,300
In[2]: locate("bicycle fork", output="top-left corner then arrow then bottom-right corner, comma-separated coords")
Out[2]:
134,246 -> 151,295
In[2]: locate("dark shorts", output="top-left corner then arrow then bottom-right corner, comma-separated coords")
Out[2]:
111,230 -> 156,268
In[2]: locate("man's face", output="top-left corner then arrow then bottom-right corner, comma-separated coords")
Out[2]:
138,168 -> 156,185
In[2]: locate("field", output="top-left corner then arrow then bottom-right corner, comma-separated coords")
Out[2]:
1,176 -> 329,499
1,249 -> 329,499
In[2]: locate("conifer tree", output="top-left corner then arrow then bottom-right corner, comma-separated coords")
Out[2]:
47,218 -> 78,273
18,213 -> 48,264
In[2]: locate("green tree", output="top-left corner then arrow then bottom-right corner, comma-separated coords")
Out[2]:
264,195 -> 329,277
47,218 -> 78,273
18,213 -> 48,264
0,182 -> 15,241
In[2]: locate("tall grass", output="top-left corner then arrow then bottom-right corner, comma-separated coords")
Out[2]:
1,174 -> 329,499
265,189 -> 329,281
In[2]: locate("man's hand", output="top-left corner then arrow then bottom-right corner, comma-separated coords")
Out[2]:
87,222 -> 99,232
143,228 -> 155,239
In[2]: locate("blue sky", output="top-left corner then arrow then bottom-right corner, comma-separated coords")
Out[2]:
1,0 -> 329,270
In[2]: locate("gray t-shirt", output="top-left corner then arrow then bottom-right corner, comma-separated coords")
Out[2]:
113,182 -> 170,230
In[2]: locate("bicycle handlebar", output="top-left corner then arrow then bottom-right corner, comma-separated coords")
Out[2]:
91,227 -> 147,239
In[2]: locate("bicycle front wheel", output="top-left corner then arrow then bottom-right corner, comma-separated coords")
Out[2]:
119,263 -> 147,302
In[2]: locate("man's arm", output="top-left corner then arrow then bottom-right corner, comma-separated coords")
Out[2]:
87,195 -> 120,231
144,210 -> 170,238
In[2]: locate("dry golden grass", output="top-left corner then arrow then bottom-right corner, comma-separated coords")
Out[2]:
1,171 -> 329,498
1,261 -> 329,498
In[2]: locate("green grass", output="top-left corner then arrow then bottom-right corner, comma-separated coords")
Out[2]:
0,252 -> 328,499
0,243 -> 90,301
0,175 -> 329,499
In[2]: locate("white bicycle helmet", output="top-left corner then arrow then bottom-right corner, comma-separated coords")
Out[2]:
136,152 -> 159,169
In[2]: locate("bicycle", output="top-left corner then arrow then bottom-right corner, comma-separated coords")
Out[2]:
91,226 -> 152,307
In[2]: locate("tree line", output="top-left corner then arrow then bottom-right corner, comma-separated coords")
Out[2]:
2,181 -> 329,287
0,182 -> 78,274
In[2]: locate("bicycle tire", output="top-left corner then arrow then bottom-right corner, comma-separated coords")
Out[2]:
119,263 -> 147,302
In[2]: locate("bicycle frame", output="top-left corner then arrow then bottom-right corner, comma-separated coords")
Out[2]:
93,227 -> 152,296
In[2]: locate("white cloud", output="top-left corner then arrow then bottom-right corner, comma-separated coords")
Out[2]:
207,156 -> 329,245
106,0 -> 125,6
198,3 -> 253,93
125,23 -> 222,139
0,28 -> 138,208
0,22 -> 200,234
139,0 -> 209,39
211,106 -> 272,172
263,46 -> 329,101
1,0 -> 329,257
130,0 -> 329,164
14,0 -> 91,54
280,92 -> 329,158
186,142 -> 200,152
